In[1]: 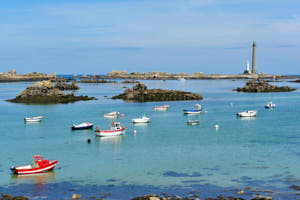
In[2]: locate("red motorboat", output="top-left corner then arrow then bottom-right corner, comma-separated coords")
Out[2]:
10,155 -> 58,175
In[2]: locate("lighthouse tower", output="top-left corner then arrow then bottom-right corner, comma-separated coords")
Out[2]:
252,41 -> 257,74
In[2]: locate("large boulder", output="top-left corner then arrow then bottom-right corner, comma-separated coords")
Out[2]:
7,81 -> 96,104
234,80 -> 296,93
55,81 -> 79,90
112,83 -> 203,102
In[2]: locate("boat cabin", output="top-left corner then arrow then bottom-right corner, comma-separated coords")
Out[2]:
33,155 -> 50,168
111,121 -> 121,130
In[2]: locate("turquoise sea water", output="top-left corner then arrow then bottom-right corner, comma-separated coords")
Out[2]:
0,80 -> 300,199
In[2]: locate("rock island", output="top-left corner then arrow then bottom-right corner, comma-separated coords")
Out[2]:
7,81 -> 96,104
112,83 -> 203,102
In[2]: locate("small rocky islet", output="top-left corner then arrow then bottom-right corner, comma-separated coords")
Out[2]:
234,80 -> 296,93
112,83 -> 203,102
6,80 -> 96,104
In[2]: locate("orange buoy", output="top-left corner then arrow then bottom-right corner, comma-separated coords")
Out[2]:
133,130 -> 137,135
121,114 -> 125,118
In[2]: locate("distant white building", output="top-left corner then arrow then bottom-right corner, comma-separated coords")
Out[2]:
243,60 -> 252,74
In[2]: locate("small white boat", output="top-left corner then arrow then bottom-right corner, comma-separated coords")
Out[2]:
178,77 -> 186,81
24,116 -> 43,122
71,122 -> 94,130
265,102 -> 276,109
187,120 -> 200,125
132,116 -> 150,123
154,105 -> 169,111
95,122 -> 126,137
183,104 -> 202,114
237,110 -> 257,117
104,112 -> 120,118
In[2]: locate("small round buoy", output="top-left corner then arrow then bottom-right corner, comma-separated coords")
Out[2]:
87,138 -> 91,143
204,110 -> 208,114
215,125 -> 219,129
121,114 -> 125,118
133,130 -> 137,135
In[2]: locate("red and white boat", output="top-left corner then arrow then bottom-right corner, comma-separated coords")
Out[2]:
95,122 -> 126,137
10,155 -> 58,175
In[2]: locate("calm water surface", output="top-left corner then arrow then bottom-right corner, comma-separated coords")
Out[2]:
0,80 -> 300,199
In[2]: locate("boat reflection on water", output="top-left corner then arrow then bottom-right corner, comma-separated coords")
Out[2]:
11,170 -> 56,185
239,116 -> 257,120
95,135 -> 125,153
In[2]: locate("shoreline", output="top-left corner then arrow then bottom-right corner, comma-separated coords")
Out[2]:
1,180 -> 298,200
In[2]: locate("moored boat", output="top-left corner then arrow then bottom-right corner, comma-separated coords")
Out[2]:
184,104 -> 202,114
187,120 -> 200,125
95,122 -> 126,137
132,116 -> 150,123
237,110 -> 257,117
265,102 -> 276,109
71,122 -> 94,130
104,111 -> 120,118
154,105 -> 169,111
10,155 -> 58,175
24,116 -> 43,122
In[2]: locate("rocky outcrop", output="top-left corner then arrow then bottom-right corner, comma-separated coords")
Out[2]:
6,81 -> 96,104
79,79 -> 116,83
0,193 -> 29,200
234,80 -> 296,93
55,81 -> 79,90
122,79 -> 140,84
289,79 -> 300,83
112,83 -> 203,102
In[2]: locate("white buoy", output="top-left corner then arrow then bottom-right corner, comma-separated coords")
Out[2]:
204,110 -> 208,114
215,125 -> 219,129
133,130 -> 137,135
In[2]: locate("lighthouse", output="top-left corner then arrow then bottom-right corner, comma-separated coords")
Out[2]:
252,41 -> 257,74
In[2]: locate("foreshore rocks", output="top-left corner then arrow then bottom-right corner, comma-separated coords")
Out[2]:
131,194 -> 273,200
0,193 -> 29,200
112,83 -> 203,102
6,81 -> 96,104
234,80 -> 296,93
54,81 -> 79,90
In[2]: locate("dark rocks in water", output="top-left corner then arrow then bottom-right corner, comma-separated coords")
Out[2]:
234,80 -> 296,93
0,193 -> 29,200
79,79 -> 116,83
122,79 -> 140,84
6,81 -> 96,104
290,185 -> 300,190
55,81 -> 79,90
112,83 -> 203,102
289,79 -> 300,83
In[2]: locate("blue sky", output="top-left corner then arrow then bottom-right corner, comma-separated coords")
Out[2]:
0,0 -> 300,74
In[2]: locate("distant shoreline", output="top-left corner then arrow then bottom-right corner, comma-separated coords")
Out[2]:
0,71 -> 299,83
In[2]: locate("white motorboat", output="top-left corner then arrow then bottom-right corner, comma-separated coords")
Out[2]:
236,110 -> 257,117
265,102 -> 276,109
104,112 -> 120,118
71,122 -> 94,130
132,116 -> 150,123
24,116 -> 43,122
183,104 -> 202,114
154,105 -> 169,111
95,122 -> 126,137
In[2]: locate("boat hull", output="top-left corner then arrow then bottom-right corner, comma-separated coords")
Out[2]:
183,110 -> 201,114
11,161 -> 58,175
95,127 -> 126,137
132,118 -> 150,123
72,125 -> 94,130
